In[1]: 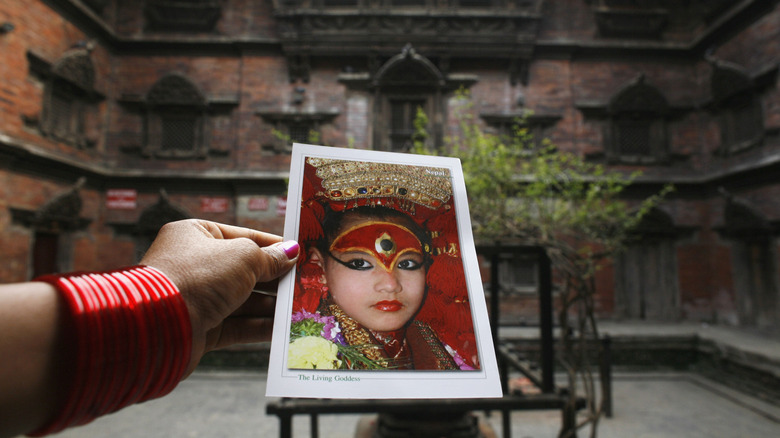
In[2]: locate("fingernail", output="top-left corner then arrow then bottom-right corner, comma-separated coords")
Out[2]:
279,240 -> 300,259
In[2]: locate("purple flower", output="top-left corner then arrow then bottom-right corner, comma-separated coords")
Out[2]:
290,311 -> 346,345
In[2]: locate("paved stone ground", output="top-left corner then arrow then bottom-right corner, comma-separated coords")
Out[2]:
31,322 -> 780,437
44,370 -> 779,438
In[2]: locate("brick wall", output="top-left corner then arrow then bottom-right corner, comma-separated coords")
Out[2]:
1,0 -> 779,327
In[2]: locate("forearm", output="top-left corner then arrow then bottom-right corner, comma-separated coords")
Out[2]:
0,281 -> 69,438
0,220 -> 296,438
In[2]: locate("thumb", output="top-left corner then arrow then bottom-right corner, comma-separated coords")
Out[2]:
255,240 -> 300,283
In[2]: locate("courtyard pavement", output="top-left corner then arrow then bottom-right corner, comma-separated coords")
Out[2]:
42,370 -> 780,438
37,322 -> 780,437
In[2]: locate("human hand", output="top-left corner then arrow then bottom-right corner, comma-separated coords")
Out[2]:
140,219 -> 299,376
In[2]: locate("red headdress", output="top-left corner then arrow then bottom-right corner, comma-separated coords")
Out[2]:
293,157 -> 479,369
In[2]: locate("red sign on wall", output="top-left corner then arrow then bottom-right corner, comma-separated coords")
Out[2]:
201,197 -> 229,213
106,189 -> 137,210
248,197 -> 269,211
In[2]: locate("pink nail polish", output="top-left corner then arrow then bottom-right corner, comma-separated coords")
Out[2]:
280,241 -> 300,259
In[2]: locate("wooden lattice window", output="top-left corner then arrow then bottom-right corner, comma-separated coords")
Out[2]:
607,76 -> 669,164
160,113 -> 199,153
37,49 -> 100,149
48,84 -> 85,144
288,122 -> 315,144
711,60 -> 764,155
256,110 -> 337,154
613,115 -> 665,161
389,99 -> 425,152
145,75 -> 207,158
373,46 -> 444,151
719,93 -> 763,155
145,0 -> 222,32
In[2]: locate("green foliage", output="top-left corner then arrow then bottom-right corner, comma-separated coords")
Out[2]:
411,90 -> 673,261
412,89 -> 673,436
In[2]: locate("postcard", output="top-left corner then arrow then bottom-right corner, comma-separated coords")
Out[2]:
266,143 -> 502,399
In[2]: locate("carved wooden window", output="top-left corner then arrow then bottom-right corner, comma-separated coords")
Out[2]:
145,0 -> 222,32
288,122 -> 315,144
607,76 -> 669,164
36,49 -> 101,149
720,95 -> 762,154
373,45 -> 443,151
32,232 -> 60,278
159,111 -> 201,154
145,75 -> 207,158
256,111 -> 337,154
47,82 -> 85,144
389,98 -> 425,152
711,61 -> 764,155
613,114 -> 665,159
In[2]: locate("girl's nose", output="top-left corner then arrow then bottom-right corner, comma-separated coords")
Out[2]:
374,268 -> 402,293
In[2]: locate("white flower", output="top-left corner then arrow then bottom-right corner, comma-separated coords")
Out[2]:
288,336 -> 342,369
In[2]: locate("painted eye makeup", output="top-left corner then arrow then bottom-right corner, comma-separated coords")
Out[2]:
342,258 -> 373,271
325,250 -> 374,271
397,258 -> 423,270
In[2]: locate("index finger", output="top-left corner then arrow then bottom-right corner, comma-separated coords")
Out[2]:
196,220 -> 283,247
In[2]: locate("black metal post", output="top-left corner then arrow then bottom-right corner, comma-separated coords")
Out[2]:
490,249 -> 500,354
279,414 -> 292,438
538,248 -> 555,393
310,413 -> 319,438
502,409 -> 511,438
601,335 -> 613,418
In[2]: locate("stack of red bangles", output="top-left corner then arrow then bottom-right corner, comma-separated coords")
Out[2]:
30,266 -> 192,436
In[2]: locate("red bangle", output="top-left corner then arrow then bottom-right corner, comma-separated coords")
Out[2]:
29,266 -> 192,436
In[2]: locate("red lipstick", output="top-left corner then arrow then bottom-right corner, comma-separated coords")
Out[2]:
374,300 -> 402,312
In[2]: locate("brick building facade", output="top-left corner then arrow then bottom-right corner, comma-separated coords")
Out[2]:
1,0 -> 778,329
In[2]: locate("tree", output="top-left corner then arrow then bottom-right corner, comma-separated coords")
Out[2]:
412,90 -> 672,437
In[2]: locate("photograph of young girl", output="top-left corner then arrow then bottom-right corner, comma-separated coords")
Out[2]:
286,155 -> 480,371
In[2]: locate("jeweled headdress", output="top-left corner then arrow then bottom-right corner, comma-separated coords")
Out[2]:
306,157 -> 452,215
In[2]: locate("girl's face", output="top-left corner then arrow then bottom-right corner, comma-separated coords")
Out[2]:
314,215 -> 427,332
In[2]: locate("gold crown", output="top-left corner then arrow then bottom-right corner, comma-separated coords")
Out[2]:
307,157 -> 452,211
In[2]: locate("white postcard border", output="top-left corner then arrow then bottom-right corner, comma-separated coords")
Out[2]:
266,143 -> 501,399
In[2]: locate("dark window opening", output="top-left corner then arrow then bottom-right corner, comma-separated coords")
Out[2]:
161,115 -> 197,153
32,232 -> 59,278
720,95 -> 763,154
389,99 -> 424,152
46,81 -> 87,146
289,123 -> 314,144
616,119 -> 651,157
